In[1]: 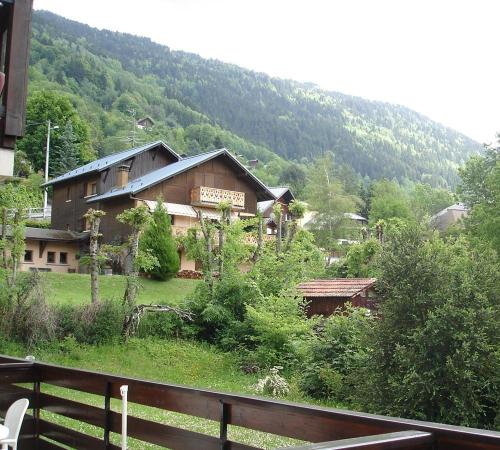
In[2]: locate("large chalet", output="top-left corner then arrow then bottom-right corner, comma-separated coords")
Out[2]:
43,141 -> 276,272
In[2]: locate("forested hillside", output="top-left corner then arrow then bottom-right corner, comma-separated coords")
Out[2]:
26,11 -> 481,187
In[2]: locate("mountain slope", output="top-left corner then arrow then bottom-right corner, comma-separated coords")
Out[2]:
29,11 -> 481,187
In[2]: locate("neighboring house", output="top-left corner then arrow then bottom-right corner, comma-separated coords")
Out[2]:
136,117 -> 155,130
257,186 -> 295,235
300,211 -> 367,230
44,141 -> 274,271
1,226 -> 87,273
430,203 -> 468,231
297,278 -> 377,317
344,212 -> 368,226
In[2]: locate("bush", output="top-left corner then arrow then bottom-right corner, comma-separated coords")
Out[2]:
356,226 -> 500,429
243,289 -> 315,369
0,271 -> 56,348
299,306 -> 372,401
254,366 -> 290,397
136,310 -> 186,339
250,230 -> 325,296
56,299 -> 124,345
140,199 -> 180,280
184,272 -> 260,346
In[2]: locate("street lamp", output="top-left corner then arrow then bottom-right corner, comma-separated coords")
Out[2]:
43,120 -> 59,211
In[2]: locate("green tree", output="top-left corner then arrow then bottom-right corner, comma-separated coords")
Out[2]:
279,163 -> 307,197
458,146 -> 500,253
409,183 -> 455,222
140,199 -> 180,281
305,154 -> 361,253
116,205 -> 157,308
357,226 -> 500,429
17,91 -> 94,174
51,121 -> 82,176
369,180 -> 411,225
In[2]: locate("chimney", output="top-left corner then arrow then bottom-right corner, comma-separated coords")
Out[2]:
116,165 -> 130,188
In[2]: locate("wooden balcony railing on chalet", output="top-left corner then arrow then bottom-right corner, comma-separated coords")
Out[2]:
1,355 -> 499,450
191,186 -> 245,209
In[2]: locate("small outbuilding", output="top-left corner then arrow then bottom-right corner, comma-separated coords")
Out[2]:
297,278 -> 377,317
430,203 -> 468,231
1,226 -> 88,273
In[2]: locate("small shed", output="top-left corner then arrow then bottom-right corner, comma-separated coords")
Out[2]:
136,116 -> 155,130
297,278 -> 377,317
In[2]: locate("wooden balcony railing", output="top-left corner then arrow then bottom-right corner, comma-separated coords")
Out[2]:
191,186 -> 245,209
0,355 -> 499,450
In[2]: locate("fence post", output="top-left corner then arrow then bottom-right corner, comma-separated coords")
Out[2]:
103,381 -> 112,449
219,400 -> 229,450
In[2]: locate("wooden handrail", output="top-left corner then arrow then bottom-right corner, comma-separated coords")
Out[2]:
280,430 -> 434,449
0,354 -> 499,450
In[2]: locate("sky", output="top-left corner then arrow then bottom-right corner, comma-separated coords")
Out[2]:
34,0 -> 499,143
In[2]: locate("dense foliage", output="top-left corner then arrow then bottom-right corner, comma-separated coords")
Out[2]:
459,146 -> 500,254
140,199 -> 180,280
356,227 -> 500,429
25,11 -> 481,187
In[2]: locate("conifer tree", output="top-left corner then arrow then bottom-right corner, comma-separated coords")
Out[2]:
51,121 -> 81,176
140,198 -> 180,280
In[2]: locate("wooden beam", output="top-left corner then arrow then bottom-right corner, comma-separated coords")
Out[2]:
279,431 -> 434,449
3,0 -> 33,143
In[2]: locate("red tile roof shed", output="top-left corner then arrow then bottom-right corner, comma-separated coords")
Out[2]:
297,278 -> 377,298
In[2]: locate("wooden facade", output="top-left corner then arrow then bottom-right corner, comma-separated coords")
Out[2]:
49,144 -> 272,271
50,143 -> 177,234
298,279 -> 378,317
135,157 -> 259,213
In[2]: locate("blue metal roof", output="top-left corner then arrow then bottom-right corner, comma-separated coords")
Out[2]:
88,148 -> 274,203
43,141 -> 180,187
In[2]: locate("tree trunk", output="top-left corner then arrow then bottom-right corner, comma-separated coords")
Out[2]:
123,231 -> 140,308
218,225 -> 224,276
1,208 -> 7,270
89,215 -> 102,304
198,211 -> 214,294
285,220 -> 298,251
252,215 -> 263,263
276,212 -> 282,255
10,210 -> 21,288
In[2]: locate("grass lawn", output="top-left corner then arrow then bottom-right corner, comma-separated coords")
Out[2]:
41,272 -> 199,306
0,273 -> 336,447
2,338 -> 316,449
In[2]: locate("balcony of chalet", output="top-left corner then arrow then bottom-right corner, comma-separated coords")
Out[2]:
190,186 -> 246,210
1,355 -> 499,450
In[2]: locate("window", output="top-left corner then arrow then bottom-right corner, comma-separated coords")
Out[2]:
59,252 -> 68,264
24,250 -> 33,262
47,251 -> 55,263
66,186 -> 71,201
170,215 -> 175,226
85,182 -> 97,197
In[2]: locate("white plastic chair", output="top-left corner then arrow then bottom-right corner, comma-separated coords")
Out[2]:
0,399 -> 29,450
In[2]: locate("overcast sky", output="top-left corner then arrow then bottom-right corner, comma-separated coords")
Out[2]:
34,0 -> 499,143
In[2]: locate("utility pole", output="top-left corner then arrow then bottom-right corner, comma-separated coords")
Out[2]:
43,120 -> 59,215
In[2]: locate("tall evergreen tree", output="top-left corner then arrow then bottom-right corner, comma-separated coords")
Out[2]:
51,121 -> 82,176
140,199 -> 180,280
